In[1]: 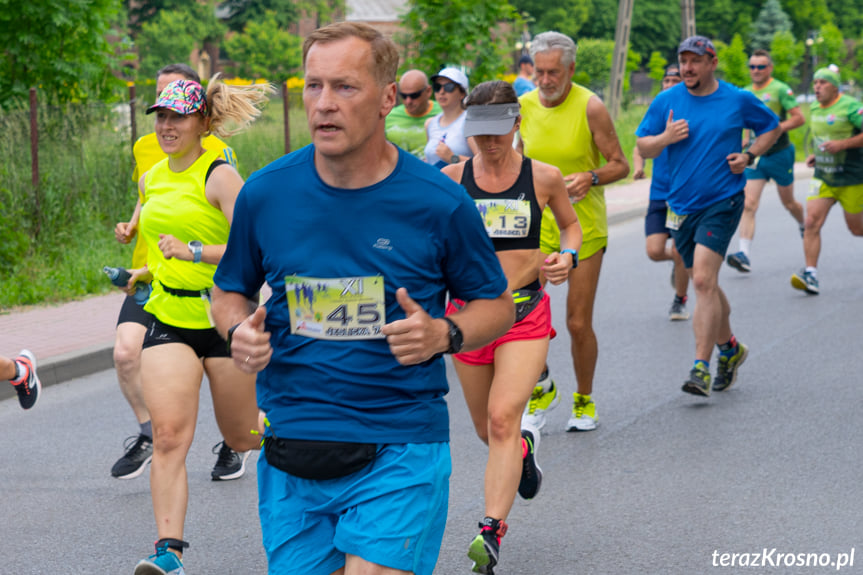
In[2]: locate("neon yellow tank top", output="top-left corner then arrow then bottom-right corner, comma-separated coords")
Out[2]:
131,134 -> 237,270
519,83 -> 607,242
140,149 -> 229,329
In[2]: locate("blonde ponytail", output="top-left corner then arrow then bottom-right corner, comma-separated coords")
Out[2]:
205,74 -> 276,137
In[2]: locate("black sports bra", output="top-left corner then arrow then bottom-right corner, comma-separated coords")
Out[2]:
460,157 -> 542,252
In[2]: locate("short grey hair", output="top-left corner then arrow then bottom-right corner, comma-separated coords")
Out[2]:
530,31 -> 577,67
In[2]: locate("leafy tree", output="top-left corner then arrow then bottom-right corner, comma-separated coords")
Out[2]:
578,0 -> 616,40
220,0 -> 299,32
824,0 -> 863,38
647,51 -> 668,94
696,0 -> 752,45
811,23 -> 846,71
512,0 -> 590,39
0,0 -> 123,108
716,33 -> 749,87
779,0 -> 832,41
571,38 -> 638,95
750,0 -> 792,51
769,30 -> 804,85
401,0 -> 522,84
127,0 -> 185,36
296,0 -> 346,27
629,0 -> 679,65
135,3 -> 226,80
224,11 -> 302,82
573,38 -> 613,91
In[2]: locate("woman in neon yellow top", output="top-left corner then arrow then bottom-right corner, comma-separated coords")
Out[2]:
127,76 -> 273,575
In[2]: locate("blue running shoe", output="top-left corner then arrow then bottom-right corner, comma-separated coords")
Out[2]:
790,269 -> 819,295
135,541 -> 185,575
726,251 -> 751,273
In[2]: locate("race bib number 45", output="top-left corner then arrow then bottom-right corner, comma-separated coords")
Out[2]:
285,275 -> 386,340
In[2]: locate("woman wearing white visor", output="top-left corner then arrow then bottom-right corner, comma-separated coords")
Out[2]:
441,80 -> 582,574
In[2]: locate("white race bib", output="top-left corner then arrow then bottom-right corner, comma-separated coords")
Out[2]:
475,198 -> 531,238
285,275 -> 386,340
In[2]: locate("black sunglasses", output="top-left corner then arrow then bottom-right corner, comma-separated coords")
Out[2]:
433,82 -> 459,93
749,64 -> 768,70
399,88 -> 426,100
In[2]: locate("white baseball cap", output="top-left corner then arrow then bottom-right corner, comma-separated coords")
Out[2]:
430,67 -> 469,94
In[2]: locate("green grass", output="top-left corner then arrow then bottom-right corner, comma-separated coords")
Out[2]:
0,95 -> 814,311
0,95 -> 312,312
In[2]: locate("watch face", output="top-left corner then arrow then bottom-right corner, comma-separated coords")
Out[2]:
189,241 -> 203,249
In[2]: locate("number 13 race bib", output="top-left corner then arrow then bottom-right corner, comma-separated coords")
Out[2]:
285,275 -> 386,340
475,198 -> 531,237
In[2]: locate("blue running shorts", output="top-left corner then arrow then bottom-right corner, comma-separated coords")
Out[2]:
744,145 -> 795,187
671,191 -> 744,268
644,199 -> 671,237
258,441 -> 451,575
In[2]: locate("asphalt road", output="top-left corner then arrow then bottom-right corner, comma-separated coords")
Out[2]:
1,178 -> 861,574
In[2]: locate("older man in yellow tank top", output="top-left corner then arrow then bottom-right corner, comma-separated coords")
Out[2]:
518,31 -> 629,433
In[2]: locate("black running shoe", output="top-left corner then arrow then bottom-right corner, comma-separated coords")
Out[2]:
468,517 -> 507,574
11,350 -> 40,410
517,424 -> 542,500
211,441 -> 250,481
111,434 -> 153,479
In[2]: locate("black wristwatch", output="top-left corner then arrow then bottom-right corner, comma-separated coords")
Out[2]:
442,317 -> 464,354
589,170 -> 599,186
450,154 -> 460,164
743,151 -> 756,166
225,322 -> 241,355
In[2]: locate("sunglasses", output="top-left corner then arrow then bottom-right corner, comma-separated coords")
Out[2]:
433,82 -> 459,93
399,89 -> 426,100
749,65 -> 768,70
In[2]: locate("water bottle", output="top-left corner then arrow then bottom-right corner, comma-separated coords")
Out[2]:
103,266 -> 151,305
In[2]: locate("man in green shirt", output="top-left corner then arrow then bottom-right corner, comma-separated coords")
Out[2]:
791,66 -> 863,294
727,49 -> 805,273
385,69 -> 441,156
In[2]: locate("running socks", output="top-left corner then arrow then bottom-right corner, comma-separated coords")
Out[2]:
718,335 -> 738,359
141,421 -> 153,440
9,359 -> 26,385
674,294 -> 688,305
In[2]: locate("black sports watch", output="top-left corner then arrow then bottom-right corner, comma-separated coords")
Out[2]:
589,170 -> 599,186
225,322 -> 241,355
442,317 -> 464,354
450,154 -> 460,164
743,151 -> 756,166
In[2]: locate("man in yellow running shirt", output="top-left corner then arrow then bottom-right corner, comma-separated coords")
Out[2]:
111,63 -> 244,482
518,31 -> 629,433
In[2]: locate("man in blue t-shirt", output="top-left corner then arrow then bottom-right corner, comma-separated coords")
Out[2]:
632,65 -> 691,321
211,22 -> 514,575
636,36 -> 780,398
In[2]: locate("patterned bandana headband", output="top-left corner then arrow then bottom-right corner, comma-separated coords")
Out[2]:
146,79 -> 209,116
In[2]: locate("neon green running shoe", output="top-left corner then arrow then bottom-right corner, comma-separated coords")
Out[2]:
565,393 -> 597,431
521,371 -> 560,431
682,362 -> 711,397
713,342 -> 748,392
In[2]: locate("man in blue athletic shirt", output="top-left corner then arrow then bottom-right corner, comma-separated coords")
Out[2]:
636,36 -> 780,398
211,22 -> 514,575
